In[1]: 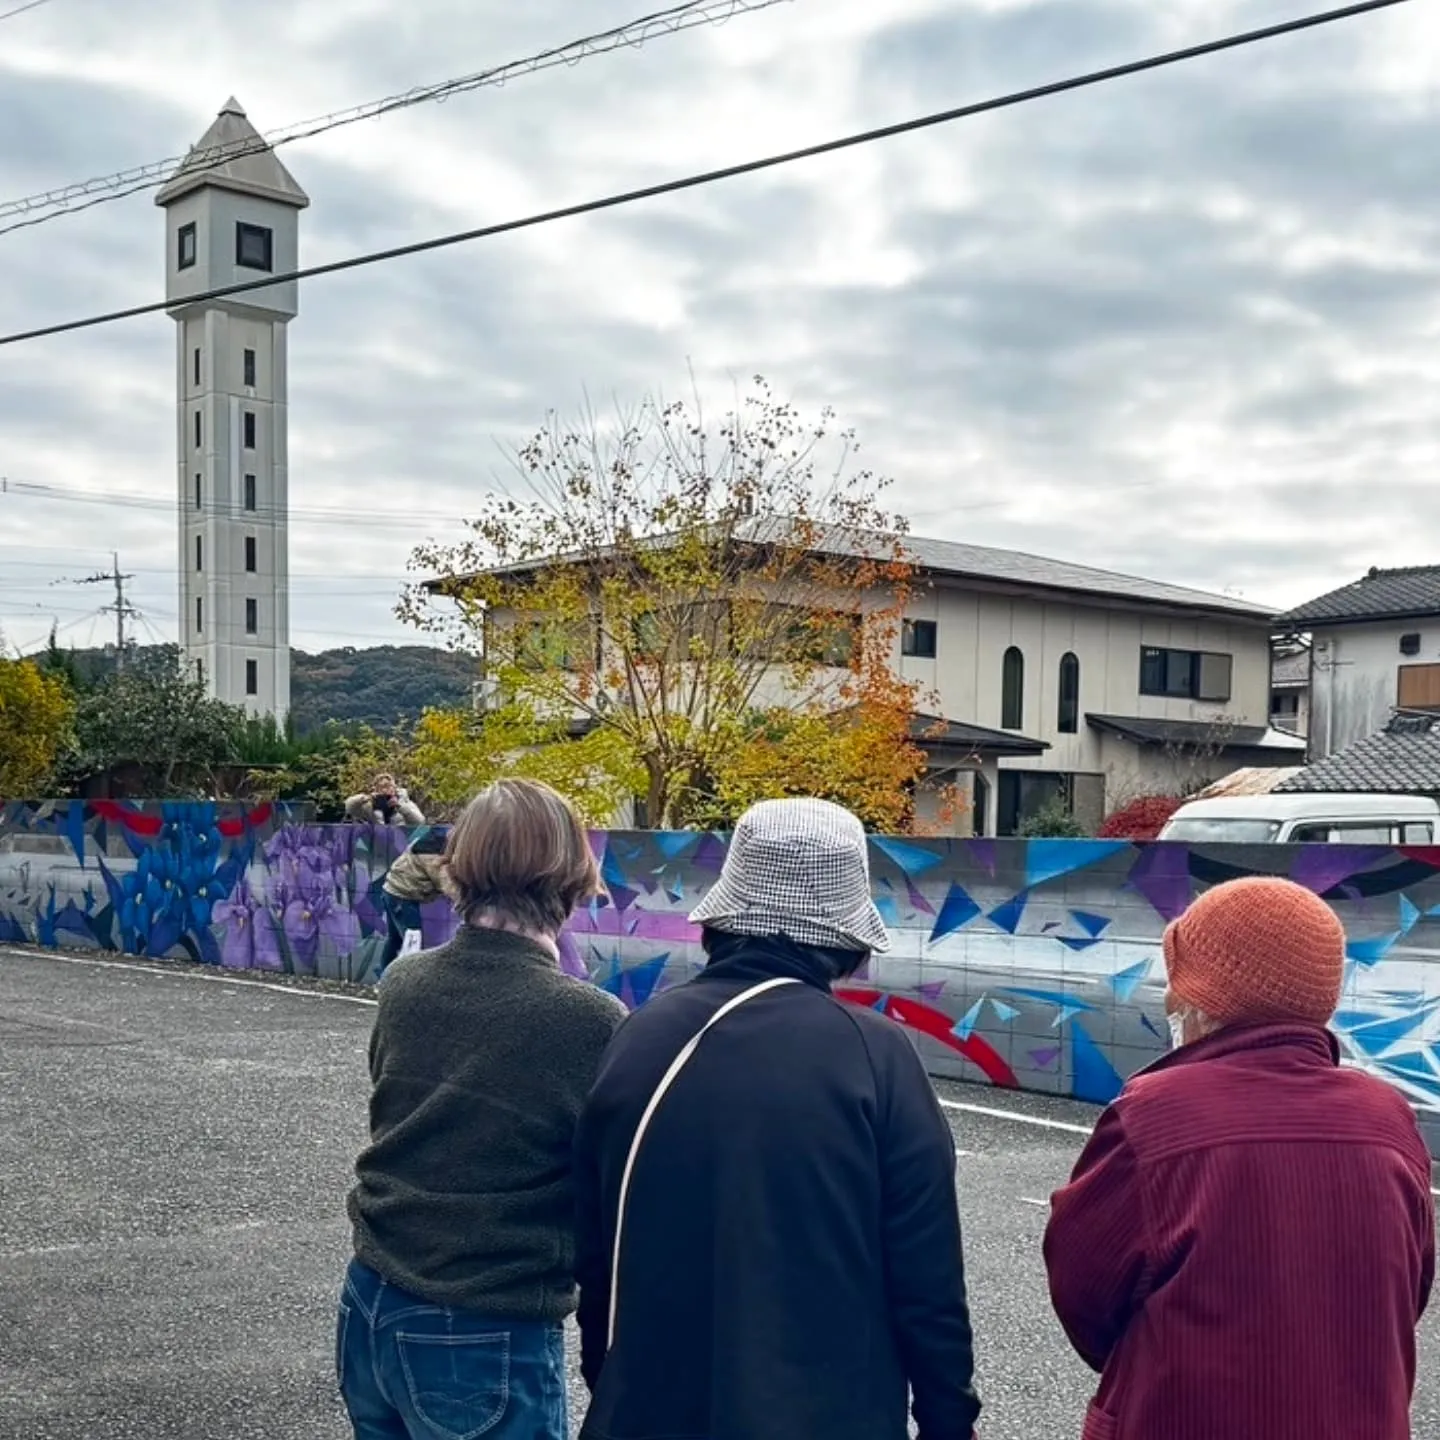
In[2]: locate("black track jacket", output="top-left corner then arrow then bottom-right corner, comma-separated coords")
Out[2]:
573,937 -> 981,1440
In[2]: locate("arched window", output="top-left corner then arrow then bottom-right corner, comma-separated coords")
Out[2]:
1001,646 -> 1024,730
1058,652 -> 1080,734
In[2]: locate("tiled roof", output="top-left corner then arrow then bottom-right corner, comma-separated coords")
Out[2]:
1193,766 -> 1305,799
441,522 -> 1276,619
157,98 -> 310,210
911,714 -> 1048,757
1087,714 -> 1307,753
1276,714 -> 1440,794
898,534 -> 1275,618
1274,566 -> 1440,628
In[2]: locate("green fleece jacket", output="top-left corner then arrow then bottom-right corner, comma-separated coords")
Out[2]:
347,925 -> 627,1318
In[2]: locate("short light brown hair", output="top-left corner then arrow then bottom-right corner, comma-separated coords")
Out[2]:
442,779 -> 602,933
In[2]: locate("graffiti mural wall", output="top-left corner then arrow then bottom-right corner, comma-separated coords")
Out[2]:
2,801 -> 1438,1151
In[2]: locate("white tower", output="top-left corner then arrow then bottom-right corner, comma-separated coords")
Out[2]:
157,99 -> 308,722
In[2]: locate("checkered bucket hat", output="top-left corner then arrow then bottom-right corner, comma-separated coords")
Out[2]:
689,798 -> 891,953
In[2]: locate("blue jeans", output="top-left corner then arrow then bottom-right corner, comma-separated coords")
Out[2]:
337,1259 -> 568,1440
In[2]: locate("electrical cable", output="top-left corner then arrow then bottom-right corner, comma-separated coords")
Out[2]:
0,0 -> 1410,349
0,0 -> 792,234
0,0 -> 54,21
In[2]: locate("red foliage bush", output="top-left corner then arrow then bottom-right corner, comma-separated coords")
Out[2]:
1098,795 -> 1182,841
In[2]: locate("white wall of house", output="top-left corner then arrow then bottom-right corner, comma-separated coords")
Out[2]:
1270,684 -> 1310,739
1307,620 -> 1440,759
895,582 -> 1273,802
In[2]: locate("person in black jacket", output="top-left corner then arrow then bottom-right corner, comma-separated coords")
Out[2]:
574,797 -> 981,1440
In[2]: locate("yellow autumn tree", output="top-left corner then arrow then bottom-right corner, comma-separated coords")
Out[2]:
0,656 -> 74,797
400,378 -> 939,830
399,705 -> 644,826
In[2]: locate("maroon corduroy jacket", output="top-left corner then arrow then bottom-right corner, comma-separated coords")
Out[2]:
1044,1024 -> 1435,1440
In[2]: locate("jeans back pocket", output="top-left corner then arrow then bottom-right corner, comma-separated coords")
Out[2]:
396,1331 -> 509,1440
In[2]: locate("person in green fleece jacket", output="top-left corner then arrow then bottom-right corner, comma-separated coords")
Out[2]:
339,779 -> 627,1440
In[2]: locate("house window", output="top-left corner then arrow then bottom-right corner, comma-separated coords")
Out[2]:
901,619 -> 937,659
236,222 -> 274,272
195,596 -> 203,633
195,535 -> 202,572
1001,646 -> 1025,730
193,348 -> 201,387
194,473 -> 202,510
177,222 -> 197,271
243,348 -> 256,388
1139,646 -> 1232,703
245,536 -> 257,572
1058,652 -> 1080,734
1400,633 -> 1422,657
245,598 -> 258,634
243,411 -> 256,449
246,659 -> 259,696
1397,663 -> 1440,711
194,410 -> 202,448
1271,692 -> 1300,720
243,473 -> 256,511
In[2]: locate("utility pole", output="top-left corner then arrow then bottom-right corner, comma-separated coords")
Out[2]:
78,553 -> 137,672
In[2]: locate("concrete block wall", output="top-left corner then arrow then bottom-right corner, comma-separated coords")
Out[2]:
2,801 -> 1437,1155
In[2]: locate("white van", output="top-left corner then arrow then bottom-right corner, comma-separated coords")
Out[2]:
1158,792 -> 1440,846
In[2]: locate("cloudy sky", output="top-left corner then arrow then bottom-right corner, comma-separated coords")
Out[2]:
0,0 -> 1435,657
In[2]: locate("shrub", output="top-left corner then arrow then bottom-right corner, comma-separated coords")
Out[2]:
1098,794 -> 1182,841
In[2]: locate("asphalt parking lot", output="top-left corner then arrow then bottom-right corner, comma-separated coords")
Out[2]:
1,946 -> 1435,1439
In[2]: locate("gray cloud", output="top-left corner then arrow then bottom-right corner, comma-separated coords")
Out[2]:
0,0 -> 1437,659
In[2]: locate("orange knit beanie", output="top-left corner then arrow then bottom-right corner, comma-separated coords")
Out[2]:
1162,876 -> 1346,1028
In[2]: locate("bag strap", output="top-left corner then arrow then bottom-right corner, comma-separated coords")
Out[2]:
607,975 -> 801,1348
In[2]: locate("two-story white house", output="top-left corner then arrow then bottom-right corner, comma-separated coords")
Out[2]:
438,529 -> 1300,835
893,536 -> 1302,834
1274,565 -> 1440,761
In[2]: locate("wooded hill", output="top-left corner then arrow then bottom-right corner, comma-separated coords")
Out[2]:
59,644 -> 476,735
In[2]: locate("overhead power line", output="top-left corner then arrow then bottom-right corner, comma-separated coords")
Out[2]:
0,0 -> 793,236
0,0 -> 1409,350
0,0 -> 55,21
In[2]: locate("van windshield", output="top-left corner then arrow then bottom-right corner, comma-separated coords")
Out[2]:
1160,818 -> 1282,844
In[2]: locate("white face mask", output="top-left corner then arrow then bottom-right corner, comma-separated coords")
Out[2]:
1167,1010 -> 1189,1050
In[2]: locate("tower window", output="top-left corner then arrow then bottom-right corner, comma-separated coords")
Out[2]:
193,348 -> 201,387
246,598 -> 258,634
194,410 -> 202,448
243,411 -> 256,449
177,222 -> 197,271
236,222 -> 273,272
243,474 -> 256,511
195,535 -> 202,572
246,659 -> 259,696
195,658 -> 204,685
194,473 -> 202,509
243,349 -> 256,388
195,596 -> 203,633
245,536 -> 257,572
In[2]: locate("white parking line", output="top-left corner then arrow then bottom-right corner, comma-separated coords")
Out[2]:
938,1097 -> 1094,1137
1018,1197 -> 1050,1209
0,949 -> 379,1006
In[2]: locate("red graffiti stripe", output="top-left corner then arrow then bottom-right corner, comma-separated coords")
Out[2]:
217,804 -> 273,837
90,801 -> 163,837
837,987 -> 1019,1089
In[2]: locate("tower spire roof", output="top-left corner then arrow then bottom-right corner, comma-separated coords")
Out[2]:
156,97 -> 309,210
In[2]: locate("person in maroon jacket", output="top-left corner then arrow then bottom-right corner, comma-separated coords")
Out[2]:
1044,875 -> 1435,1440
